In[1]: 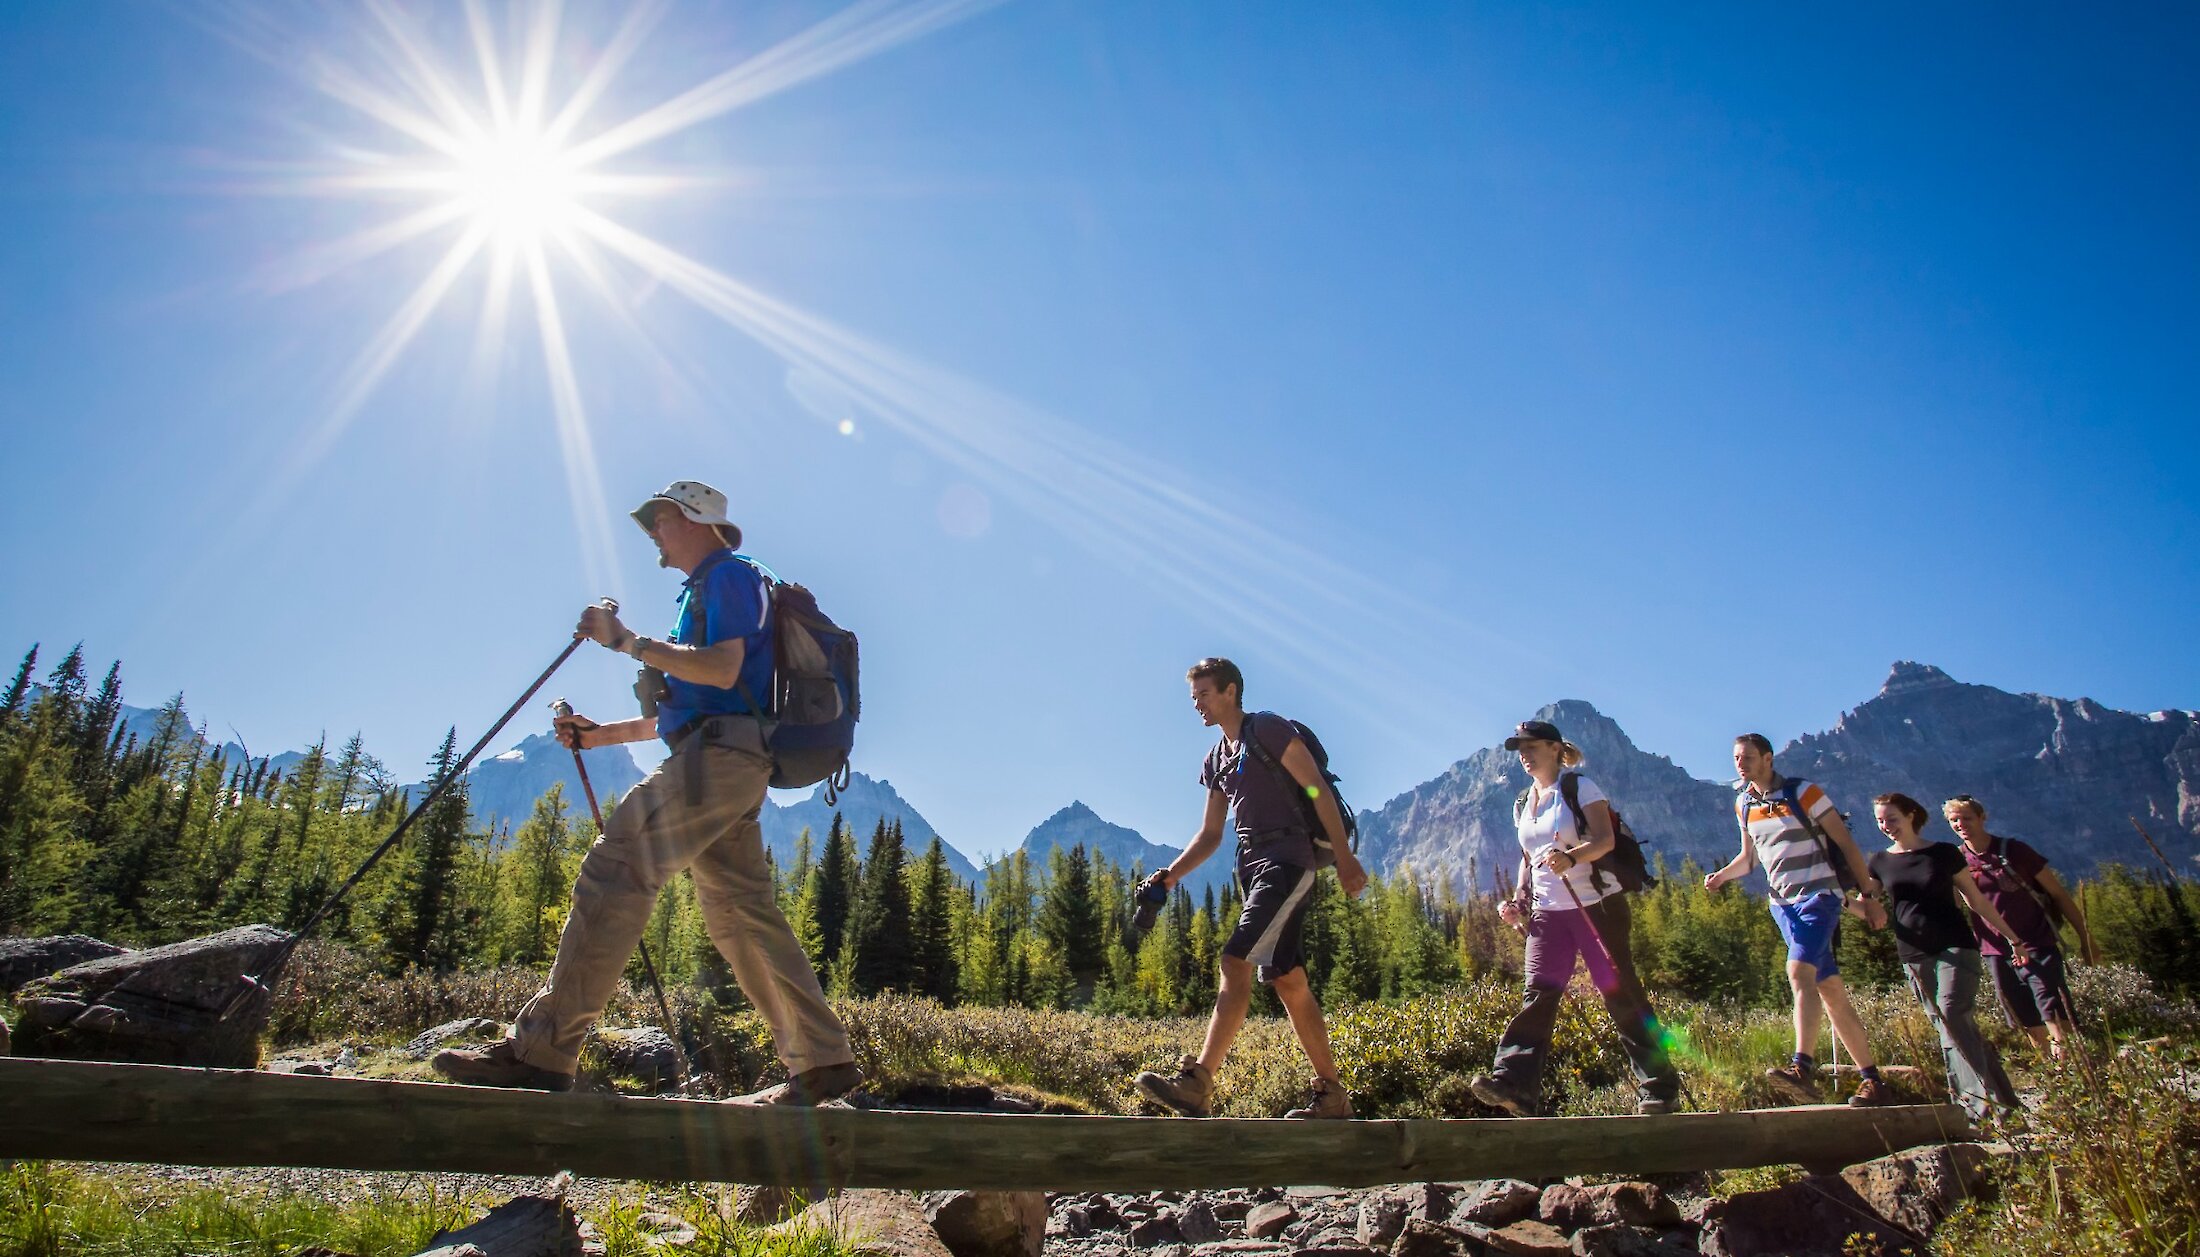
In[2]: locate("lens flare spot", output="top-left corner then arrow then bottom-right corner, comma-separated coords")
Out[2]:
838,418 -> 857,436
937,482 -> 992,539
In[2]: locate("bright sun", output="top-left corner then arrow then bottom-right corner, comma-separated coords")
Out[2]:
446,125 -> 582,248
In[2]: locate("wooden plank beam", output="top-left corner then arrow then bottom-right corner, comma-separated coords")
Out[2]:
0,1057 -> 1973,1191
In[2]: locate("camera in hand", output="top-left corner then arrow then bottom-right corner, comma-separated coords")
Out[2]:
1131,877 -> 1171,933
634,665 -> 669,717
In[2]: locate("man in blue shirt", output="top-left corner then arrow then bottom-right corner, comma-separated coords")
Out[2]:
435,481 -> 860,1104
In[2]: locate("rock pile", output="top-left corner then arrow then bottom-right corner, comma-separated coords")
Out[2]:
1039,1144 -> 2000,1257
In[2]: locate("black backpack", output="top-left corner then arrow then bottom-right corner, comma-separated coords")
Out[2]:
1235,712 -> 1359,870
1514,771 -> 1656,895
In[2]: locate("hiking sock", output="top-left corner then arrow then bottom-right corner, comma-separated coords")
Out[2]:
1858,1065 -> 1882,1083
1792,1052 -> 1816,1072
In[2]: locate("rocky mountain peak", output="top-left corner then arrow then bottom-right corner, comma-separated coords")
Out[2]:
1534,699 -> 1636,751
1880,660 -> 1958,696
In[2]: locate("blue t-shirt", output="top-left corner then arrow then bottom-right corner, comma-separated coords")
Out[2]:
655,550 -> 776,743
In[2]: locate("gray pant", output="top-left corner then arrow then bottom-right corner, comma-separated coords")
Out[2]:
1903,949 -> 2018,1121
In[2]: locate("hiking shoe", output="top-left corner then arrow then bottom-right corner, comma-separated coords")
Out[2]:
1634,1096 -> 1678,1116
1763,1062 -> 1820,1105
1468,1073 -> 1537,1118
729,1061 -> 865,1106
1847,1077 -> 1893,1108
1285,1076 -> 1354,1119
1135,1056 -> 1215,1117
431,1039 -> 574,1092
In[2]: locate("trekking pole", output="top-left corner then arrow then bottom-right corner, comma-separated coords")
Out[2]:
550,697 -> 697,1087
216,599 -> 617,1020
2129,815 -> 2184,881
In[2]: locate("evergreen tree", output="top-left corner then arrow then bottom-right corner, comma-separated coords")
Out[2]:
500,784 -> 575,965
1,644 -> 36,726
1038,843 -> 1104,999
909,836 -> 960,1002
378,729 -> 475,971
807,813 -> 858,974
784,828 -> 821,957
848,820 -> 914,993
1322,889 -> 1381,1004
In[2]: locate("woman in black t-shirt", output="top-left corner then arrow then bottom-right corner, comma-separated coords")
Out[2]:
1868,792 -> 2027,1120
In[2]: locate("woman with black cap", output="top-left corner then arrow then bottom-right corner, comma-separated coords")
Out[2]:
1468,719 -> 1681,1116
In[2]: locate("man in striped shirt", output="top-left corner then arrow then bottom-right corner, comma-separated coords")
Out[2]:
1706,733 -> 1893,1106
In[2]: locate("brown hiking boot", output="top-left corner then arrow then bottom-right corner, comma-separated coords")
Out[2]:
1763,1062 -> 1820,1105
1285,1076 -> 1354,1119
431,1039 -> 574,1092
1847,1076 -> 1893,1107
1135,1055 -> 1215,1117
729,1060 -> 865,1106
1468,1073 -> 1537,1118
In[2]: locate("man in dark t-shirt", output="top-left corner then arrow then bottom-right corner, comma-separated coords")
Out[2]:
1133,657 -> 1369,1119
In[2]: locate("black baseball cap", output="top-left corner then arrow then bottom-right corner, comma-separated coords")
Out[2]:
1503,720 -> 1565,750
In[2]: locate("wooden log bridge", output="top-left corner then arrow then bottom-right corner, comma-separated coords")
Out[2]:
0,1058 -> 1974,1191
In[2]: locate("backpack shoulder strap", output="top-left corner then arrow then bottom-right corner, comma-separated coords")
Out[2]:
1236,714 -> 1297,789
1777,777 -> 1823,837
1558,772 -> 1588,830
1238,713 -> 1279,766
1560,771 -> 1617,893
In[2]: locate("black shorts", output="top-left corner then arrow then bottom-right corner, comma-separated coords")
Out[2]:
1987,947 -> 2073,1029
1224,856 -> 1316,983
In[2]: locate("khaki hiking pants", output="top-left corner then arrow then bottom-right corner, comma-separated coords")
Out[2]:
512,741 -> 851,1076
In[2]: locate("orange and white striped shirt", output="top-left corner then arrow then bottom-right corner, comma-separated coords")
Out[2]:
1734,779 -> 1843,904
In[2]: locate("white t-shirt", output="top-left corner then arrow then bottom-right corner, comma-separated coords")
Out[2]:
1515,772 -> 1613,908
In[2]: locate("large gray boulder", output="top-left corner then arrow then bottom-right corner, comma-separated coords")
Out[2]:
10,924 -> 290,1067
590,1025 -> 686,1091
0,935 -> 128,994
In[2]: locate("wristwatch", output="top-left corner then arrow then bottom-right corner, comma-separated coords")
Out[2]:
625,635 -> 654,660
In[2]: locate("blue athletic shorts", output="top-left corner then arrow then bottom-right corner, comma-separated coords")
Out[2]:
1772,891 -> 1843,980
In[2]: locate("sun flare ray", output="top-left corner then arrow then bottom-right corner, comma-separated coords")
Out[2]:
562,0 -> 1007,168
227,0 -> 1521,734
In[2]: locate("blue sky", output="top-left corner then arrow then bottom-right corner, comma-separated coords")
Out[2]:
2,2 -> 2194,860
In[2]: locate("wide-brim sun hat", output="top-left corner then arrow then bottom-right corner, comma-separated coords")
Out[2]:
632,480 -> 741,550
